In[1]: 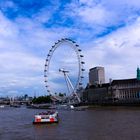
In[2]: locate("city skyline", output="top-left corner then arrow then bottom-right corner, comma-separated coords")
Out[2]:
0,0 -> 140,96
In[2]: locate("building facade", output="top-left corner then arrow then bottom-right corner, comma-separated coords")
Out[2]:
111,79 -> 140,103
83,84 -> 111,104
83,78 -> 140,105
83,67 -> 140,105
89,67 -> 105,85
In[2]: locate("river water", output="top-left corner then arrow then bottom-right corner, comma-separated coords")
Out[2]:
0,106 -> 140,140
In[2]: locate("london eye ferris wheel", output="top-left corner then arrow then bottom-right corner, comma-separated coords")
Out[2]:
44,38 -> 85,101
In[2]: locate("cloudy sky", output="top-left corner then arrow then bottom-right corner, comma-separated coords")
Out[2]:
0,0 -> 140,96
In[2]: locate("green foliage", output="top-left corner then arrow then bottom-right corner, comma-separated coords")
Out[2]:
58,93 -> 64,97
54,92 -> 66,97
32,95 -> 52,104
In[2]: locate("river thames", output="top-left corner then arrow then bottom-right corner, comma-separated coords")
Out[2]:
0,106 -> 140,140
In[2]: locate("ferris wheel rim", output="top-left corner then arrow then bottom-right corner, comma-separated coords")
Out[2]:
44,38 -> 85,94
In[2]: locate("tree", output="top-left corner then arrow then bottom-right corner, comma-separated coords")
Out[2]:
59,93 -> 64,97
32,95 -> 52,104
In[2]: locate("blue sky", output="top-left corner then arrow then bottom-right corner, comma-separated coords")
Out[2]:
1,0 -> 140,96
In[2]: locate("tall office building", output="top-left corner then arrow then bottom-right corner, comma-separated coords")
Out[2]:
89,66 -> 105,85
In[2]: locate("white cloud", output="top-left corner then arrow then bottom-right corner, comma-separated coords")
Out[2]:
83,16 -> 140,82
0,11 -> 18,38
0,0 -> 17,11
77,4 -> 113,26
0,11 -> 49,95
79,0 -> 94,5
0,52 -> 44,72
64,0 -> 140,36
0,10 -> 80,96
102,0 -> 140,8
1,0 -> 140,96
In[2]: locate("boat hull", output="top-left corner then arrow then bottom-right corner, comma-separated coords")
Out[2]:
33,120 -> 59,124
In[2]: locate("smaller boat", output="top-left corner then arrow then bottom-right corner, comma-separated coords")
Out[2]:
33,111 -> 59,124
0,105 -> 5,108
10,104 -> 21,108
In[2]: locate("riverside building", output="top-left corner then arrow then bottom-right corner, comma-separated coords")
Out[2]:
83,67 -> 140,105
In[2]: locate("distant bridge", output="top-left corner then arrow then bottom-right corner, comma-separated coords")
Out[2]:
0,100 -> 31,105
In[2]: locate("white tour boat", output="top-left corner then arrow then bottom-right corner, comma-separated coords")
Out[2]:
33,111 -> 59,124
